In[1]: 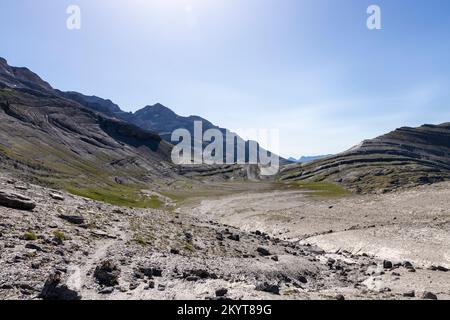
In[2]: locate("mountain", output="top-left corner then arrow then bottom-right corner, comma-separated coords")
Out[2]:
0,58 -> 177,207
280,124 -> 450,193
288,155 -> 333,163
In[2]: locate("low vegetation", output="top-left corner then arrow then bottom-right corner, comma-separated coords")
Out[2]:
290,181 -> 352,198
66,184 -> 163,209
53,230 -> 66,242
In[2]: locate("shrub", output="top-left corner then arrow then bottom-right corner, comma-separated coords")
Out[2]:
53,230 -> 66,242
23,231 -> 37,241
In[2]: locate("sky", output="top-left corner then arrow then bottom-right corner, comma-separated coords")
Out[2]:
1,0 -> 450,158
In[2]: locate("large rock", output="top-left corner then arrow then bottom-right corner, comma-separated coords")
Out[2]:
422,292 -> 438,300
39,272 -> 81,300
94,260 -> 120,286
0,190 -> 36,211
255,282 -> 280,295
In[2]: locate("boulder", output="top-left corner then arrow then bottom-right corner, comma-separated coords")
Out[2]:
383,260 -> 393,269
58,214 -> 85,225
0,190 -> 36,211
403,290 -> 415,298
39,272 -> 81,300
422,292 -> 438,300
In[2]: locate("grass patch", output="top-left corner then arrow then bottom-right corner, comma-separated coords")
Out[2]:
133,236 -> 147,246
291,181 -> 352,198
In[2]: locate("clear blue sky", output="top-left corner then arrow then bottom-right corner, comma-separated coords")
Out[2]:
1,0 -> 450,157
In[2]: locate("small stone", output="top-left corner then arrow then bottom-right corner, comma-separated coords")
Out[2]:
25,243 -> 44,251
257,247 -> 271,256
59,215 -> 85,225
430,265 -> 449,272
403,291 -> 415,298
129,282 -> 139,290
402,261 -> 414,269
170,248 -> 180,255
139,266 -> 163,278
336,294 -> 345,300
158,284 -> 166,291
216,233 -> 224,241
271,255 -> 279,262
298,276 -> 308,284
383,260 -> 393,269
0,190 -> 36,211
186,276 -> 199,282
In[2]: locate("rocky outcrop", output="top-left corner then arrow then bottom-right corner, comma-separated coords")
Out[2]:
94,260 -> 120,287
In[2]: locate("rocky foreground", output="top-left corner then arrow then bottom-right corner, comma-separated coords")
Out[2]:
0,175 -> 448,300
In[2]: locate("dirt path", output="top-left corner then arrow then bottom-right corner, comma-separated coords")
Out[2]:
66,225 -> 128,300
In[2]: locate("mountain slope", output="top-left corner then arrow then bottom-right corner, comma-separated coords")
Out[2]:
0,58 -> 177,207
280,123 -> 450,193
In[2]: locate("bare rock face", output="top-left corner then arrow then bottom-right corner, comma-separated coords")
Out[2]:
0,190 -> 36,211
39,272 -> 81,300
